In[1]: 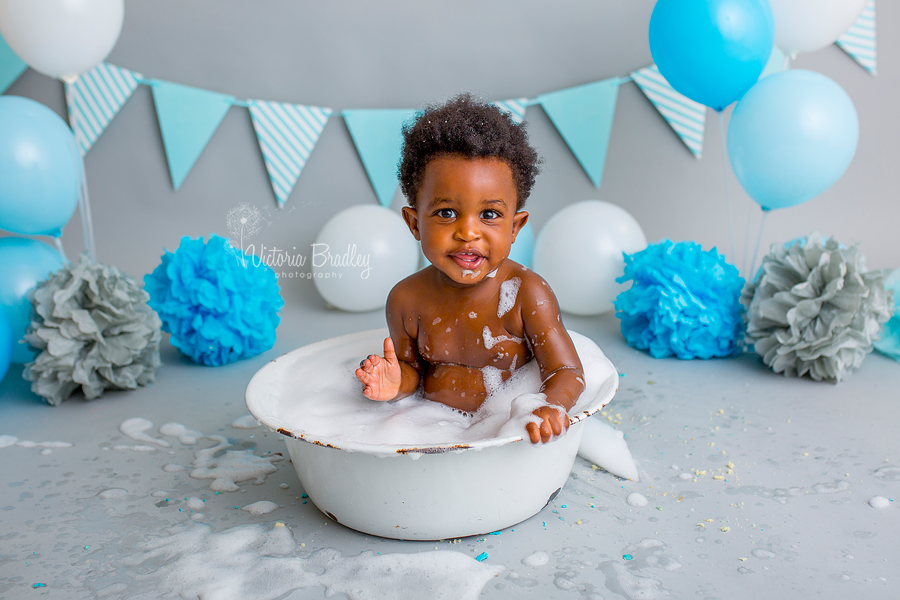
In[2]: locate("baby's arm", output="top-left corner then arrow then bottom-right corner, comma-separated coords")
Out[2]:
355,283 -> 423,401
519,274 -> 585,444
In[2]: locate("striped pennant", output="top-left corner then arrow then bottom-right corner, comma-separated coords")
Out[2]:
836,0 -> 876,75
493,97 -> 528,124
65,63 -> 142,156
631,65 -> 706,159
248,100 -> 332,206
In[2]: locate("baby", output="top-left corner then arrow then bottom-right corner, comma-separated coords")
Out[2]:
355,94 -> 585,445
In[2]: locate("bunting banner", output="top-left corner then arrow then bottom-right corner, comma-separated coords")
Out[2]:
493,97 -> 528,124
151,80 -> 234,190
343,108 -> 417,207
65,63 -> 143,156
3,34 -> 877,207
836,0 -> 877,75
538,79 -> 619,188
248,100 -> 332,206
0,33 -> 27,94
631,65 -> 706,159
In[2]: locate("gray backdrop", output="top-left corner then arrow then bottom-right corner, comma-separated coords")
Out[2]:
5,0 -> 897,304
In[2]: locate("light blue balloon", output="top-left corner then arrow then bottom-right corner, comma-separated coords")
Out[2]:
508,220 -> 535,268
649,0 -> 774,111
728,70 -> 859,210
0,96 -> 82,237
0,309 -> 11,383
0,237 -> 64,363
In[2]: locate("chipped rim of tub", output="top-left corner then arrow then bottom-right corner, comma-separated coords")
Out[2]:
245,328 -> 618,455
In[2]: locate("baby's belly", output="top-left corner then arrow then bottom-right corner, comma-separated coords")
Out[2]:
423,363 -> 511,413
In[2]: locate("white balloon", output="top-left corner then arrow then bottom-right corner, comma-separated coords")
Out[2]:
0,0 -> 124,81
769,0 -> 868,57
532,200 -> 646,316
313,205 -> 419,312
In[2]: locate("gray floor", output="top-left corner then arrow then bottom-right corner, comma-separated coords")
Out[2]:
1,285 -> 898,599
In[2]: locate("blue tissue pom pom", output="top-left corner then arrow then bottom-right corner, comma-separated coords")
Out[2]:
614,240 -> 744,359
144,235 -> 284,366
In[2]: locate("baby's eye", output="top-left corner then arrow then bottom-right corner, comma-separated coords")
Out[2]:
435,208 -> 456,219
481,209 -> 500,220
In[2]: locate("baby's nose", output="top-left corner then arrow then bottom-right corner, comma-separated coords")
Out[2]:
453,217 -> 482,240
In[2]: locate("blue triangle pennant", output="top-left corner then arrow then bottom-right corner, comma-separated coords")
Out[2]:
248,100 -> 332,206
631,65 -> 706,159
151,80 -> 234,190
538,79 -> 619,188
343,108 -> 417,206
65,63 -> 143,156
836,0 -> 876,75
0,32 -> 27,94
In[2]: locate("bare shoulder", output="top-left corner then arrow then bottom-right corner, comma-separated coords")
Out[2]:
387,267 -> 434,309
502,261 -> 558,309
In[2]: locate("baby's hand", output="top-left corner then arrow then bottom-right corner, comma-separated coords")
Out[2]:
526,404 -> 570,444
355,337 -> 402,401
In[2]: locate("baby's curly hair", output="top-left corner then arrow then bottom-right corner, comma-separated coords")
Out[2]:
399,94 -> 540,210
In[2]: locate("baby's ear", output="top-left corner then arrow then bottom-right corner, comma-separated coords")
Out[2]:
401,206 -> 421,240
511,211 -> 529,242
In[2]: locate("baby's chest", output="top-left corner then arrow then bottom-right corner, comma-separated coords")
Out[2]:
416,316 -> 529,369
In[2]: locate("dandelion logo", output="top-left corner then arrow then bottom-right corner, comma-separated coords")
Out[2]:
226,203 -> 263,265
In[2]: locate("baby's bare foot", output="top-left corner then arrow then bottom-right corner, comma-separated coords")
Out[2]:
355,337 -> 402,401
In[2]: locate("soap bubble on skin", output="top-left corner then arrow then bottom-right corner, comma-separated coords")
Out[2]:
497,277 -> 521,317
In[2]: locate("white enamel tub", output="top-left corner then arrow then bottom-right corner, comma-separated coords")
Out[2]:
245,328 -> 617,540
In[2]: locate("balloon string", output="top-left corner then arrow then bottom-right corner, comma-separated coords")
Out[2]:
68,86 -> 97,263
741,202 -> 753,278
53,237 -> 69,264
748,209 -> 769,282
716,110 -> 735,264
78,157 -> 97,262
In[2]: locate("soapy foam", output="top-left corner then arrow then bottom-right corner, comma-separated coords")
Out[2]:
120,418 -> 171,448
521,551 -> 550,567
119,522 -> 503,600
231,414 -> 260,429
242,500 -> 279,515
0,435 -> 73,450
868,496 -> 890,509
271,331 -> 613,447
626,492 -> 648,507
189,435 -> 282,492
497,277 -> 521,317
186,497 -> 205,510
482,326 -> 524,350
113,445 -> 157,452
160,422 -> 203,445
577,418 -> 640,480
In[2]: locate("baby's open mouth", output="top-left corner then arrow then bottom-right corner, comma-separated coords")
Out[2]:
451,251 -> 485,270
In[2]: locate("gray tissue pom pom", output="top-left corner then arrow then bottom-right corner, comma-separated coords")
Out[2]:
741,233 -> 892,382
23,255 -> 162,406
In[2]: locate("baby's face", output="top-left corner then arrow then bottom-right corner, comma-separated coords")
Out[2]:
403,155 -> 528,286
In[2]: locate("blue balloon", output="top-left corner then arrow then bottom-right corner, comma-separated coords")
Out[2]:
508,220 -> 535,268
649,0 -> 775,111
0,237 -> 64,363
0,309 -> 11,383
0,96 -> 82,237
727,70 -> 859,210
